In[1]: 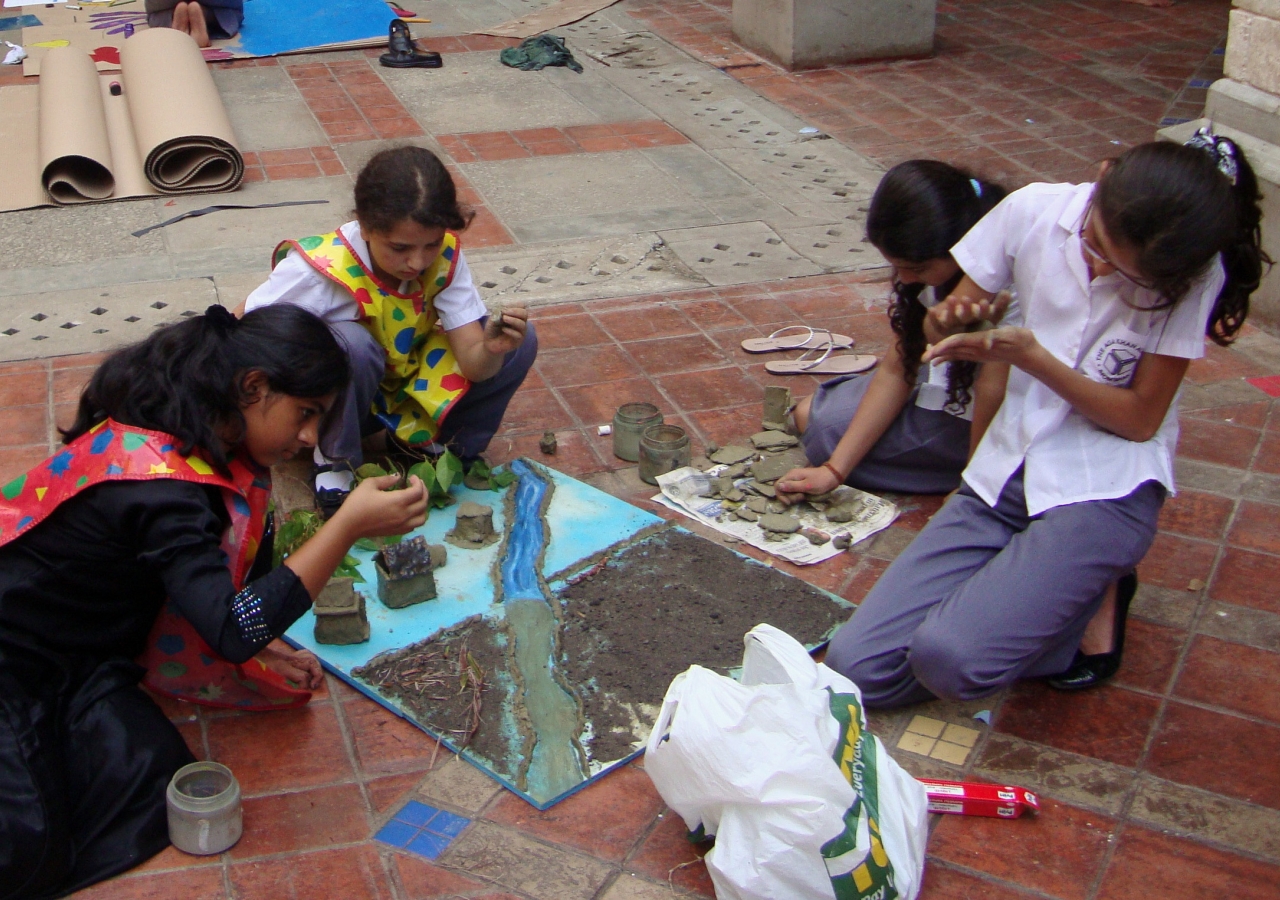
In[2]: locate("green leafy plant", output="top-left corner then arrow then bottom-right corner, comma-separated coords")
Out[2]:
274,508 -> 364,582
354,449 -> 467,510
466,458 -> 518,491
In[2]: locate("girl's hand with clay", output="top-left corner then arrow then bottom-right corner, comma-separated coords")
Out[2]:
923,290 -> 1012,344
483,306 -> 529,356
776,464 -> 843,505
284,473 -> 428,598
923,324 -> 1040,369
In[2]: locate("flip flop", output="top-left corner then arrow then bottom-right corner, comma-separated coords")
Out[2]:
741,325 -> 855,354
764,344 -> 878,376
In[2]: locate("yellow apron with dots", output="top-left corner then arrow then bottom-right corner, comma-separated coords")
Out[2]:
273,229 -> 470,446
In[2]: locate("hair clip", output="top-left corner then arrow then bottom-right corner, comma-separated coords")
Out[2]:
1184,125 -> 1239,185
969,178 -> 982,197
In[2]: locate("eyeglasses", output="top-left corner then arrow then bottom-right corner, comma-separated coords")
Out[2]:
1078,205 -> 1157,290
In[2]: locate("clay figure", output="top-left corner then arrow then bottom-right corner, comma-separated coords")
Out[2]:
376,535 -> 438,609
314,577 -> 370,644
762,385 -> 792,432
446,501 -> 500,549
540,431 -> 558,455
832,533 -> 853,550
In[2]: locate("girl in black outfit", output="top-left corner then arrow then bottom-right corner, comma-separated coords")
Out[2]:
0,305 -> 427,899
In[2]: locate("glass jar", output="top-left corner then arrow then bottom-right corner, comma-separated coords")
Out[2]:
166,761 -> 242,855
639,424 -> 691,485
612,402 -> 663,462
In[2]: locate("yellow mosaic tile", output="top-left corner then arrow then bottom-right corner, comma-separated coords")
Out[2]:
896,732 -> 937,755
929,740 -> 972,765
906,715 -> 945,738
941,723 -> 980,748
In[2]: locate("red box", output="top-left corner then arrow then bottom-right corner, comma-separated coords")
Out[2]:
917,778 -> 1039,818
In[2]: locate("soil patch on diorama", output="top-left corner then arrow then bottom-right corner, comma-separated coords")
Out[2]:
557,528 -> 849,763
352,615 -> 522,780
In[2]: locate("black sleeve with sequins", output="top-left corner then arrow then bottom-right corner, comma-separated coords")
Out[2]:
134,482 -> 313,664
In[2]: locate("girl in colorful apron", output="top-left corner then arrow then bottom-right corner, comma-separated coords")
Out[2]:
242,145 -> 536,515
0,305 -> 428,899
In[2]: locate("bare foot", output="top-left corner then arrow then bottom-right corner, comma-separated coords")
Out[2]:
1078,582 -> 1118,655
255,640 -> 324,690
172,0 -> 190,33
188,2 -> 211,47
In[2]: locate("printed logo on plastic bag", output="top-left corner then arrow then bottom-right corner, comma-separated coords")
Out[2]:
823,692 -> 898,900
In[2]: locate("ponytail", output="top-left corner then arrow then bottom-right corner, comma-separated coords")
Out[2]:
61,304 -> 350,468
1096,136 -> 1271,345
866,160 -> 1008,408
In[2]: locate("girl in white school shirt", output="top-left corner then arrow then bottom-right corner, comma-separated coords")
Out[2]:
825,132 -> 1268,706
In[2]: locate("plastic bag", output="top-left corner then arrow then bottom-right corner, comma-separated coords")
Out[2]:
645,624 -> 928,900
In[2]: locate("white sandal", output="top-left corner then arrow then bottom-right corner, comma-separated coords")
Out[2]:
764,345 -> 878,375
741,325 -> 855,354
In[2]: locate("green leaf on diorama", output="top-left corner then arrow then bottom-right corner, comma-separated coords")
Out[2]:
430,493 -> 457,509
489,467 -> 518,488
337,554 -> 365,583
467,459 -> 492,480
356,463 -> 388,480
408,460 -> 438,492
436,451 -> 463,493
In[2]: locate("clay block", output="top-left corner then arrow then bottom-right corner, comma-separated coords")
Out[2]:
724,488 -> 745,503
376,536 -> 438,609
709,444 -> 756,466
722,462 -> 749,479
746,496 -> 769,514
750,448 -> 809,484
447,501 -> 500,549
750,429 -> 799,450
539,431 -> 558,455
428,543 -> 448,570
832,533 -> 852,551
733,506 -> 759,522
825,505 -> 855,523
748,480 -> 776,498
714,475 -> 736,497
762,385 -> 791,432
801,527 -> 830,546
759,513 -> 801,534
314,577 -> 370,645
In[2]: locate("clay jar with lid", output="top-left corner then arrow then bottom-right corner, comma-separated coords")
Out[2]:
613,402 -> 663,462
638,424 -> 691,485
166,761 -> 243,855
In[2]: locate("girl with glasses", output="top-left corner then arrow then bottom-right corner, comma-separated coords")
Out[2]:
824,134 -> 1268,706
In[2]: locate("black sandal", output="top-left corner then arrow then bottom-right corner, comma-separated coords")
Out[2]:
379,19 -> 442,69
313,462 -> 354,520
1048,572 -> 1138,691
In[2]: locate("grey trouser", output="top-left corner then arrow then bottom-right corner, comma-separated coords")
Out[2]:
321,319 -> 538,465
801,373 -> 969,495
824,467 -> 1165,707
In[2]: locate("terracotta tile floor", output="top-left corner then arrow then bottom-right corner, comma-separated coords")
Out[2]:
8,0 -> 1280,896
7,270 -> 1280,899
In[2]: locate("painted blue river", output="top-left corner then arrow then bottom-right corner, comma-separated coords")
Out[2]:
498,459 -> 586,798
500,459 -> 549,601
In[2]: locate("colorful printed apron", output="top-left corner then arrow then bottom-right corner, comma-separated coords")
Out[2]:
0,420 -> 311,710
274,229 -> 470,446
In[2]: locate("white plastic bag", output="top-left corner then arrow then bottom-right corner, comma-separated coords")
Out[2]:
645,624 -> 928,900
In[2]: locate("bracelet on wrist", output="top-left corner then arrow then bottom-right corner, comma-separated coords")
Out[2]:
822,461 -> 845,484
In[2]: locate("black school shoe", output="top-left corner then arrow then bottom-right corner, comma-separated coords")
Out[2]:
314,462 -> 354,520
380,19 -> 442,68
1048,572 -> 1139,691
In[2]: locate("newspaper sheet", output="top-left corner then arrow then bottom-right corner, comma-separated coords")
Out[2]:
653,466 -> 897,565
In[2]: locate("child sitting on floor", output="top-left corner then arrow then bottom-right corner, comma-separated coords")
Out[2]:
241,146 -> 537,516
775,160 -> 1009,501
825,131 -> 1268,705
0,305 -> 427,898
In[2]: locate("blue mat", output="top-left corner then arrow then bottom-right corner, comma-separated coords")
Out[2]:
226,0 -> 395,58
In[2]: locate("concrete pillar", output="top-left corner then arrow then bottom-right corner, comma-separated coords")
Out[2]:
731,0 -> 936,70
1159,0 -> 1280,332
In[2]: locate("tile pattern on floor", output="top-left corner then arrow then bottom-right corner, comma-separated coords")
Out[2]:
5,272 -> 1278,898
